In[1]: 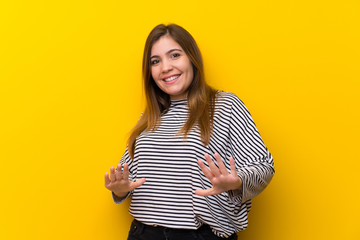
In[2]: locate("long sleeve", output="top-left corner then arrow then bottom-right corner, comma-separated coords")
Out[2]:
227,94 -> 275,204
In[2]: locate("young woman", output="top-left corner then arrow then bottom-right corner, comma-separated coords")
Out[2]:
105,24 -> 274,240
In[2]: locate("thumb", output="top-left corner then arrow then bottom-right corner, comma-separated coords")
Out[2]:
195,188 -> 215,197
130,178 -> 146,190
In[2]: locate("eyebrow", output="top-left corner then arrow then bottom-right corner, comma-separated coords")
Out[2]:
150,48 -> 183,59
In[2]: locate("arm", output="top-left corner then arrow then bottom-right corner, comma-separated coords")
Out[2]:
227,94 -> 274,204
195,94 -> 274,203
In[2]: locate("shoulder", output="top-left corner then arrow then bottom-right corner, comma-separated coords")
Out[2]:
215,90 -> 252,118
215,90 -> 245,108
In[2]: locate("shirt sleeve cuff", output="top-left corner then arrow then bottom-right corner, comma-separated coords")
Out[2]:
112,191 -> 131,204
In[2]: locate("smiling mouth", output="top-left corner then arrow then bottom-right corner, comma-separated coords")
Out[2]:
163,74 -> 181,82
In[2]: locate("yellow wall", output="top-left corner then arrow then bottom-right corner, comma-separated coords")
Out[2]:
1,0 -> 359,239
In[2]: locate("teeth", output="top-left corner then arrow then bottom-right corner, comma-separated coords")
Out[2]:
164,75 -> 180,82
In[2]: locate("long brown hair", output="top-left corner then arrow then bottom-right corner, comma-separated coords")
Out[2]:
128,24 -> 217,159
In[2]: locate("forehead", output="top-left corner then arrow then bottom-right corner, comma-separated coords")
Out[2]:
151,35 -> 183,56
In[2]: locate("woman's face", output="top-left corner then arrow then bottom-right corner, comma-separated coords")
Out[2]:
150,35 -> 194,100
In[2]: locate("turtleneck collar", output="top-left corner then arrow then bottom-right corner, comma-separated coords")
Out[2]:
170,98 -> 188,107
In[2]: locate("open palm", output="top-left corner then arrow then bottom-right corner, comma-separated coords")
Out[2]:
104,163 -> 146,198
195,153 -> 242,196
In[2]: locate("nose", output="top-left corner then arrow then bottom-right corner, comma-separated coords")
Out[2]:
161,59 -> 172,73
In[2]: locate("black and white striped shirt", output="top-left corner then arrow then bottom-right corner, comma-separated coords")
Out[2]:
113,91 -> 274,238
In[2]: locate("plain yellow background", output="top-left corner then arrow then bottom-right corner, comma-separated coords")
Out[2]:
1,0 -> 359,239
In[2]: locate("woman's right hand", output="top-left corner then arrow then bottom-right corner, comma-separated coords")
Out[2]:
104,163 -> 146,198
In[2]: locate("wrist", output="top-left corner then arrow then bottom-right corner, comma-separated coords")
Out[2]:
231,177 -> 242,191
113,191 -> 128,198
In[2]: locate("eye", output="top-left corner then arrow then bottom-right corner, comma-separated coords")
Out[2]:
151,59 -> 160,65
171,53 -> 180,59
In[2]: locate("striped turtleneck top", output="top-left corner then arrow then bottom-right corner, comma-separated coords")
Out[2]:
113,91 -> 274,238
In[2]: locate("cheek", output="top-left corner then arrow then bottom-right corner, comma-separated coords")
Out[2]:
186,65 -> 194,83
151,67 -> 160,81
184,61 -> 193,78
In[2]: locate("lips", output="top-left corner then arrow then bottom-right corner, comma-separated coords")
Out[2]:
163,74 -> 181,82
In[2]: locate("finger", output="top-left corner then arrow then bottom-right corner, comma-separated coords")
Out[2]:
205,153 -> 220,176
110,166 -> 116,182
123,163 -> 129,181
198,159 -> 214,180
116,164 -> 122,180
104,172 -> 111,187
195,187 -> 217,197
229,157 -> 237,176
130,178 -> 146,190
214,152 -> 228,175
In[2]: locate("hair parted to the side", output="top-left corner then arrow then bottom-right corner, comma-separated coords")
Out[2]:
128,24 -> 217,159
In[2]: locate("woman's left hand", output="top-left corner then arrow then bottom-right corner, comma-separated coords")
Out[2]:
195,152 -> 242,196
